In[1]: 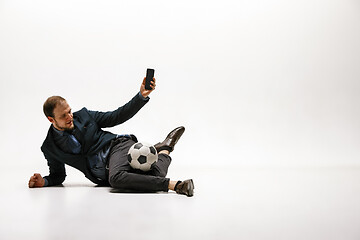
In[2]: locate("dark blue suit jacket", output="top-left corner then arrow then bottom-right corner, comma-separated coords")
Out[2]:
41,93 -> 149,186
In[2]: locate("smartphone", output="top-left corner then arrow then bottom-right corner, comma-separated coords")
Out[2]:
145,68 -> 155,90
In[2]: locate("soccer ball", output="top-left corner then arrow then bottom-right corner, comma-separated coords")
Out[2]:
127,142 -> 158,171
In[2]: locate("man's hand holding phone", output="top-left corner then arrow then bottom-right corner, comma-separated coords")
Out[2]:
140,68 -> 156,98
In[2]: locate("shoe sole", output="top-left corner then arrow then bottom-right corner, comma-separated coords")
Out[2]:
171,127 -> 185,148
187,179 -> 194,197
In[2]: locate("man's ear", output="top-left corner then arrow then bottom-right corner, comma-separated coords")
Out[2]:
47,116 -> 54,124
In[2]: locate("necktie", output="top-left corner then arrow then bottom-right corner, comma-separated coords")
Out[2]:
64,131 -> 81,154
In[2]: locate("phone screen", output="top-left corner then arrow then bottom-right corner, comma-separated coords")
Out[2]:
145,68 -> 155,90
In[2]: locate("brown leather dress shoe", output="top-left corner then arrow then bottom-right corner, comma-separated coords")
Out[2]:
154,126 -> 185,152
175,179 -> 194,197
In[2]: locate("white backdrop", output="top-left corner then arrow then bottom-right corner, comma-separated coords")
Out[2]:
0,0 -> 359,172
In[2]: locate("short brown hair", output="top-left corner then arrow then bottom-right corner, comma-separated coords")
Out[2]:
43,96 -> 66,118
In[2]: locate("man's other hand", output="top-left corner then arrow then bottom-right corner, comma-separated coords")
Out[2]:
140,77 -> 156,98
28,173 -> 45,188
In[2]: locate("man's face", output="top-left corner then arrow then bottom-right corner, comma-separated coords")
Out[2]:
48,100 -> 74,131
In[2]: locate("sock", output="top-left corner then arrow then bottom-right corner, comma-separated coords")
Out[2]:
174,181 -> 182,191
158,146 -> 172,152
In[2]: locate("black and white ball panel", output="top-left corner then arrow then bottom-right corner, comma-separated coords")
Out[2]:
127,142 -> 158,171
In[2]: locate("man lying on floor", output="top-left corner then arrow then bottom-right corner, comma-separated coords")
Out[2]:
28,76 -> 194,197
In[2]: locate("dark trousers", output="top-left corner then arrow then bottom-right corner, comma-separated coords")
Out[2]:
107,137 -> 171,192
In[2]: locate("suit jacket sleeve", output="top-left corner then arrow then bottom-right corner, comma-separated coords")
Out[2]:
88,92 -> 149,128
43,152 -> 67,186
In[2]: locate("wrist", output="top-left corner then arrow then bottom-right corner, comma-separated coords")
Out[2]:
42,178 -> 48,187
139,91 -> 149,100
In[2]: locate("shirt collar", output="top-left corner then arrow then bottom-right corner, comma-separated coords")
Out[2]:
52,125 -> 65,136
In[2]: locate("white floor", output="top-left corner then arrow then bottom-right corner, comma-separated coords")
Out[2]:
1,166 -> 360,240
